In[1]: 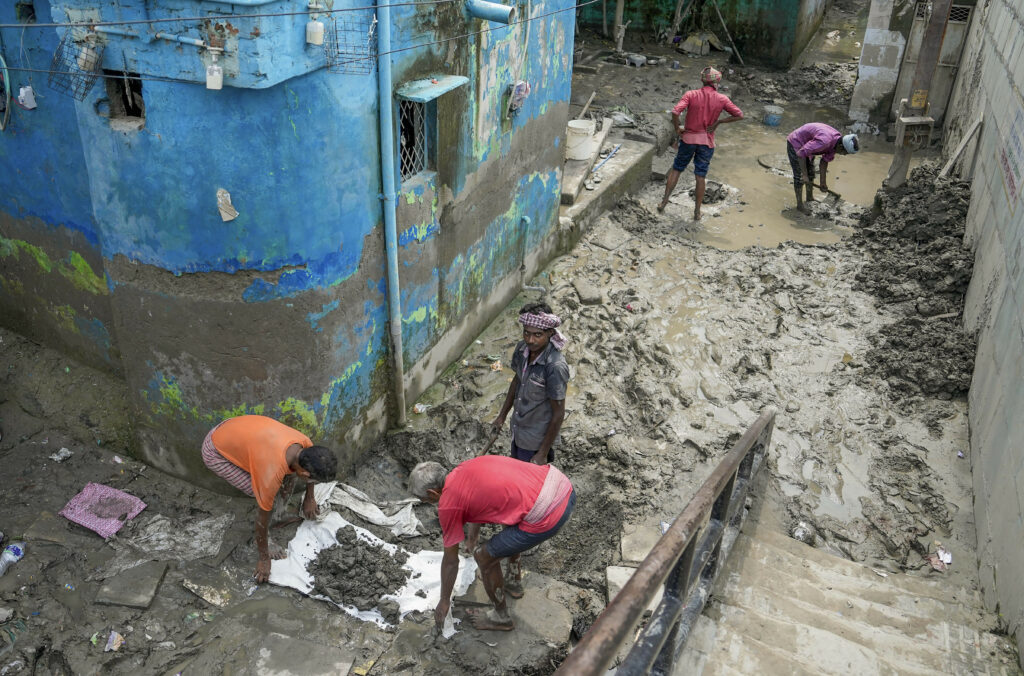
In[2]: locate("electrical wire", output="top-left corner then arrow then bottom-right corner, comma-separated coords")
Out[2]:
0,0 -> 459,30
0,0 -> 598,86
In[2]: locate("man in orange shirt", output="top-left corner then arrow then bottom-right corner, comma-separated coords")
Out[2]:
201,414 -> 337,582
657,67 -> 743,221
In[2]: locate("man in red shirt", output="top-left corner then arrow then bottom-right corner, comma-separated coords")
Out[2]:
201,415 -> 337,582
409,456 -> 575,632
657,67 -> 743,221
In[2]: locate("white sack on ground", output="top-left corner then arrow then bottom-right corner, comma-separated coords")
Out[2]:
313,481 -> 423,537
269,511 -> 476,636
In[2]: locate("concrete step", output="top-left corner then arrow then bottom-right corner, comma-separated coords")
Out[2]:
739,519 -> 984,608
700,600 -> 940,675
723,531 -> 992,631
674,523 -> 1017,676
714,569 -> 1005,673
676,613 -> 838,676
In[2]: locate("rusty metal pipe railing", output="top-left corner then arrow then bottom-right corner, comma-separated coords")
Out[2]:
555,407 -> 776,675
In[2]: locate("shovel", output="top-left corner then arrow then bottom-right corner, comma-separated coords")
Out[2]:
817,183 -> 842,209
478,428 -> 500,456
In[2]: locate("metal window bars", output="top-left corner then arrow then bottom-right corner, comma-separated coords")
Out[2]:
48,31 -> 104,101
399,99 -> 426,181
324,14 -> 377,75
948,5 -> 971,22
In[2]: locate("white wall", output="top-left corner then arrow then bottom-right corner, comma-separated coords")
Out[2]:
849,0 -> 907,121
943,0 -> 1024,664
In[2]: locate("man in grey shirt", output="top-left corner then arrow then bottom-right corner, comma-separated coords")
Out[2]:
491,302 -> 570,464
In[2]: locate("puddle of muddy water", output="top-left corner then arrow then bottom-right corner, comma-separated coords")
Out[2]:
793,0 -> 870,68
652,105 -> 934,250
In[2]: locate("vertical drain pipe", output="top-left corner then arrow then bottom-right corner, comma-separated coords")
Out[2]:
377,0 -> 407,425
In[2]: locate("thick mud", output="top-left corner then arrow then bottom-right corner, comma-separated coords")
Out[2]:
2,5 -> 1016,673
853,166 -> 976,400
309,525 -> 410,622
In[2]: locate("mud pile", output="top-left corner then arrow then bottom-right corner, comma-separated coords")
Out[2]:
309,526 -> 410,623
741,62 -> 857,108
853,165 -> 976,398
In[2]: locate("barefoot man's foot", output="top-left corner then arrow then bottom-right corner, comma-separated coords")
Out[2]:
467,607 -> 515,631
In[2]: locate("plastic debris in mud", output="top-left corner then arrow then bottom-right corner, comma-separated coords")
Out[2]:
927,542 -> 953,572
490,360 -> 502,371
49,447 -> 73,463
0,542 -> 25,576
791,521 -> 814,545
104,631 -> 125,652
58,482 -> 146,539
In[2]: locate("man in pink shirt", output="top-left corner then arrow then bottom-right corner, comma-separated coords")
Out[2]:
409,456 -> 575,632
658,67 -> 743,221
787,122 -> 859,214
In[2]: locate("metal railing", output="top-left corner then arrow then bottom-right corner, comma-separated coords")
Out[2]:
555,408 -> 777,675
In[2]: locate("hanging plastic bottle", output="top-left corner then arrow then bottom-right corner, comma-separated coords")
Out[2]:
206,52 -> 223,90
76,42 -> 98,71
0,542 -> 25,577
306,18 -> 324,45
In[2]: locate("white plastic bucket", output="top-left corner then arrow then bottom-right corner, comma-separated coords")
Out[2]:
566,119 -> 596,160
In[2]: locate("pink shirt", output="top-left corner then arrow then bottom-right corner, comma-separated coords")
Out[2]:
672,86 -> 742,148
438,456 -> 573,548
787,123 -> 842,162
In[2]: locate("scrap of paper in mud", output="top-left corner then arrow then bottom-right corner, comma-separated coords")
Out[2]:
59,482 -> 146,539
269,511 -> 476,635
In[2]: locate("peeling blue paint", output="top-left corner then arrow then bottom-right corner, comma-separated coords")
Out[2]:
307,300 -> 341,332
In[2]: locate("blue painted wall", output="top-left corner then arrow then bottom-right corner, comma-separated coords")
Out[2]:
0,0 -> 574,480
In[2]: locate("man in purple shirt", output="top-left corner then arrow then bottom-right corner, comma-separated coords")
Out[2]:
787,123 -> 859,214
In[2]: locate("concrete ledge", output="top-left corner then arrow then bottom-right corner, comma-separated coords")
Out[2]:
559,138 -> 656,237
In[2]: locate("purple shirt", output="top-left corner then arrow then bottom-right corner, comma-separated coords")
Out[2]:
787,123 -> 842,162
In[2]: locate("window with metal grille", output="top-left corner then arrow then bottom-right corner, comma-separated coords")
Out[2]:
915,1 -> 927,18
399,99 -> 427,181
948,5 -> 971,22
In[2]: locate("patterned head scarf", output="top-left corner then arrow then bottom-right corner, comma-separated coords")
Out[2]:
518,311 -> 568,350
701,66 -> 722,87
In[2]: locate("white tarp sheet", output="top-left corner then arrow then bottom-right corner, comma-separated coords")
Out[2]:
269,511 -> 475,636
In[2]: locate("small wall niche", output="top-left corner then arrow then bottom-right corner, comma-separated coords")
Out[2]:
103,70 -> 145,130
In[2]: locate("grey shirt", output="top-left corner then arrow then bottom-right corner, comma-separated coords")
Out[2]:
509,341 -> 570,450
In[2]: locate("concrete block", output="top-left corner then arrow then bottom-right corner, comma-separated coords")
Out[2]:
620,522 -> 663,564
605,565 -> 663,610
96,561 -> 168,609
572,279 -> 603,305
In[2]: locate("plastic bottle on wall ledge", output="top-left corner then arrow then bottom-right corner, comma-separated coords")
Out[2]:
206,52 -> 223,90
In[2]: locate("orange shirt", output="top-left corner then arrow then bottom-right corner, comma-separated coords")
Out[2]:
212,415 -> 312,511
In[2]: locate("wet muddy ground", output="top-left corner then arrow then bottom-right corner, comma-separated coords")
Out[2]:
2,1 -> 1019,672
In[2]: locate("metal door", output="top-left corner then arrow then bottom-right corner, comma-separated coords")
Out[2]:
890,2 -> 973,124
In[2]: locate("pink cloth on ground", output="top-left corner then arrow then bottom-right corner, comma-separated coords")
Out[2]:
59,482 -> 147,539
